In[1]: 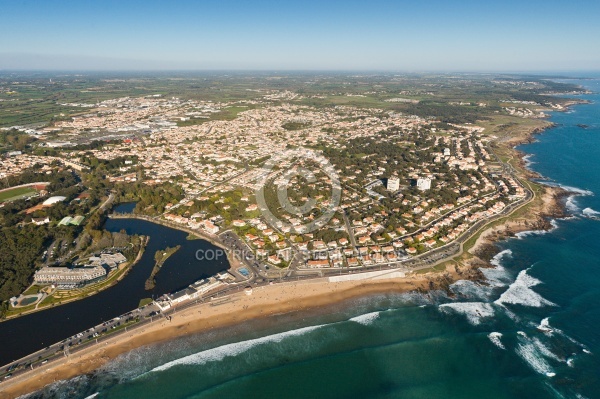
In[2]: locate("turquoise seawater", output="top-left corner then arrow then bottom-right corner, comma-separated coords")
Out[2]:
22,78 -> 600,399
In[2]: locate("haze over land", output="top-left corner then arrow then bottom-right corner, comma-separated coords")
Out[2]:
1,1 -> 600,399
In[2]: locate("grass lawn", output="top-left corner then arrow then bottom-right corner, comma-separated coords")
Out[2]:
22,285 -> 42,295
138,298 -> 153,308
0,186 -> 37,202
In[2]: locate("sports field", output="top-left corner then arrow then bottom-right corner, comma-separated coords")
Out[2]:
0,186 -> 37,202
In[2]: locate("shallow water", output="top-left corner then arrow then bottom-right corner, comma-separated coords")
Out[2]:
22,77 -> 600,399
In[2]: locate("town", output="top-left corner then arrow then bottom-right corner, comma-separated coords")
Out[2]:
0,87 -> 534,288
0,72 -> 586,391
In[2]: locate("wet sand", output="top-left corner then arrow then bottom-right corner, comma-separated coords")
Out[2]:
0,274 -> 432,399
1,112 -> 577,399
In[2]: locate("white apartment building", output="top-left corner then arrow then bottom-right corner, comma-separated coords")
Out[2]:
387,176 -> 400,191
417,177 -> 432,191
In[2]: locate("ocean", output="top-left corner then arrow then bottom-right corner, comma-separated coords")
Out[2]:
20,77 -> 600,399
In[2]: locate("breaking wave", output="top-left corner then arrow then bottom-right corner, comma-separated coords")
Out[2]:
449,280 -> 495,300
438,302 -> 494,325
566,195 -> 580,212
541,182 -> 594,197
490,249 -> 513,267
522,154 -> 535,168
538,181 -> 593,215
537,317 -> 554,334
450,249 -> 514,300
488,332 -> 505,350
515,335 -> 556,377
481,249 -> 513,287
149,324 -> 325,373
514,219 -> 559,239
532,337 -> 564,363
350,311 -> 380,325
16,375 -> 94,399
494,269 -> 556,308
582,207 -> 600,219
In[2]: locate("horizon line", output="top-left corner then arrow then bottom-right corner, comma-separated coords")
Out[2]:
1,69 -> 599,75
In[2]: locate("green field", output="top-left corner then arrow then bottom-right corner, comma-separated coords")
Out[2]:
0,186 -> 37,202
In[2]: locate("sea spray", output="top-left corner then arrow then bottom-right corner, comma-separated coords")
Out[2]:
494,269 -> 556,308
438,302 -> 494,325
488,332 -> 506,350
481,249 -> 514,287
149,324 -> 326,372
349,311 -> 380,325
449,280 -> 495,300
515,339 -> 555,377
514,219 -> 559,239
532,337 -> 564,363
582,207 -> 600,219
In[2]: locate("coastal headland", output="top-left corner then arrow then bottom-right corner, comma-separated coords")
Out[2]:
0,174 -> 566,399
0,129 -> 571,399
0,75 -> 588,398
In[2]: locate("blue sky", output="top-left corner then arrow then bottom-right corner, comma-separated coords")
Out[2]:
1,0 -> 599,71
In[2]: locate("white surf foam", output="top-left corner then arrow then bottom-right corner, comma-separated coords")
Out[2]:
438,302 -> 494,325
550,325 -> 590,351
453,250 -> 514,301
503,307 -> 521,322
490,249 -> 513,267
450,280 -> 495,300
494,269 -> 556,308
566,195 -> 581,212
350,311 -> 380,325
542,182 -> 594,196
397,291 -> 433,306
540,182 -> 593,215
532,337 -> 564,363
83,394 -> 99,399
557,185 -> 593,196
516,339 -> 555,377
522,154 -> 535,168
488,332 -> 505,350
150,324 -> 324,373
537,317 -> 554,335
514,219 -> 559,239
582,207 -> 600,219
481,249 -> 513,287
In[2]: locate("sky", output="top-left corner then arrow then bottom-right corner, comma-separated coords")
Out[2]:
1,0 -> 599,71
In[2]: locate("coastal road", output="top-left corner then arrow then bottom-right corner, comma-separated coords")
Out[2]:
1,171 -> 535,383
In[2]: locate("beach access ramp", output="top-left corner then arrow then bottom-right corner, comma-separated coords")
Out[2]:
328,269 -> 405,283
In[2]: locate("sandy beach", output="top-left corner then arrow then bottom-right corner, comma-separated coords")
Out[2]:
0,273 -> 437,399
0,184 -> 565,399
0,105 -> 579,399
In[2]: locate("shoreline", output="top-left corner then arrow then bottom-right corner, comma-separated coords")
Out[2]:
1,235 -> 149,322
466,103 -> 577,263
0,100 -> 585,399
108,214 -> 245,270
0,274 -> 436,399
468,184 -> 567,260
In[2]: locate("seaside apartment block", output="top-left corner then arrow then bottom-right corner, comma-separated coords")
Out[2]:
33,266 -> 107,287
